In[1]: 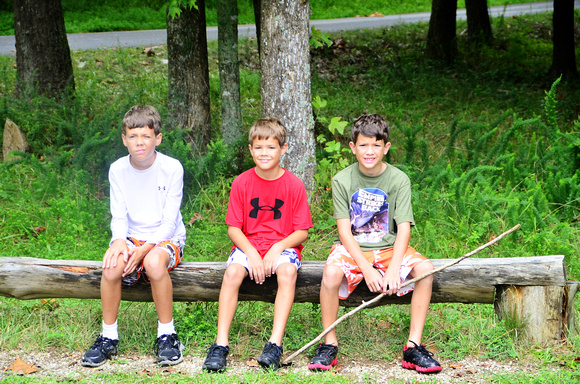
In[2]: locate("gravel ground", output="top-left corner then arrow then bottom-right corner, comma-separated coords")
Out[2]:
0,349 -> 538,383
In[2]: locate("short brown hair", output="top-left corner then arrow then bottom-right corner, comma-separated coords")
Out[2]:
248,118 -> 287,146
122,105 -> 162,135
352,114 -> 390,143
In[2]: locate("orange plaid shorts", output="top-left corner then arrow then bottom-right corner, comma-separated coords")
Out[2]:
121,237 -> 184,286
325,244 -> 428,299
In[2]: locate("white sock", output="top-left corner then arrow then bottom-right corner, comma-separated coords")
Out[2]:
102,320 -> 118,340
157,319 -> 176,337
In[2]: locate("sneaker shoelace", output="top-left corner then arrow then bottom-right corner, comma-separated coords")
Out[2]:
264,343 -> 282,358
90,336 -> 111,350
409,340 -> 435,358
206,345 -> 227,357
156,334 -> 177,353
316,344 -> 337,357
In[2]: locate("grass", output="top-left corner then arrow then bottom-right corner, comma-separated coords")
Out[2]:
0,0 -> 549,35
0,5 -> 580,384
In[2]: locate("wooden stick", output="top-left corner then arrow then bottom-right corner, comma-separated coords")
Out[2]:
282,224 -> 521,365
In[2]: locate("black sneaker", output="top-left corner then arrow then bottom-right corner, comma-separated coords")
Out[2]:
402,341 -> 442,374
257,342 -> 283,371
81,335 -> 118,367
202,343 -> 230,372
308,343 -> 338,371
155,333 -> 184,366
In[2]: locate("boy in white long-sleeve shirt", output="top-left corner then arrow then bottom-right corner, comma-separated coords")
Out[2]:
82,105 -> 187,368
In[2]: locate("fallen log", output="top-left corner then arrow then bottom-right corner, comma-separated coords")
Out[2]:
0,255 -> 567,305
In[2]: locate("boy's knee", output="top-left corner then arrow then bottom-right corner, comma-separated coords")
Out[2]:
321,265 -> 344,288
412,260 -> 434,281
276,263 -> 297,284
223,263 -> 247,284
101,265 -> 123,282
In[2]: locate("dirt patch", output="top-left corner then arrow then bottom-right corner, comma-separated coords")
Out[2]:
0,349 -> 541,383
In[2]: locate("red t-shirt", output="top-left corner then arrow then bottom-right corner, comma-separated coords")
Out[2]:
225,168 -> 313,259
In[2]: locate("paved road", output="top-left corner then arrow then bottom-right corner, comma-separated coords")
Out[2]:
0,2 -> 574,56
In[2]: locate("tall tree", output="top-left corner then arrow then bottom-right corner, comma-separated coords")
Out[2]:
218,0 -> 242,146
166,1 -> 212,153
550,0 -> 578,78
13,0 -> 74,98
260,0 -> 315,191
252,0 -> 262,55
425,0 -> 457,63
465,0 -> 493,43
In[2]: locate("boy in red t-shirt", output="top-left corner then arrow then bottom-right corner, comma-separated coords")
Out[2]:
202,118 -> 313,372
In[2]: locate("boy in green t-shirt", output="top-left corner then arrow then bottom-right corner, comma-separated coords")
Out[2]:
308,114 -> 441,374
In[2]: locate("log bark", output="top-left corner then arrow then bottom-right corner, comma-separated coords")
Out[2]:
0,256 -> 566,305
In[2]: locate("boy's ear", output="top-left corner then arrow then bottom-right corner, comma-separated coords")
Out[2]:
383,141 -> 391,154
281,142 -> 288,155
155,132 -> 163,146
349,141 -> 356,153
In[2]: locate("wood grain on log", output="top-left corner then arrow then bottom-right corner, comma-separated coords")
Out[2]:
0,256 -> 566,306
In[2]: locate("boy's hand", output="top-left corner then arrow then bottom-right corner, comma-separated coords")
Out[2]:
263,243 -> 284,277
362,266 -> 384,293
382,265 -> 401,296
246,249 -> 266,284
102,239 -> 128,269
122,244 -> 153,277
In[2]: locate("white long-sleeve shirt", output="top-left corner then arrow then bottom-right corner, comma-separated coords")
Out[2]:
109,152 -> 186,245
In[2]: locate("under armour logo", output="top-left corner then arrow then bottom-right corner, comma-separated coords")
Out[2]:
249,198 -> 284,219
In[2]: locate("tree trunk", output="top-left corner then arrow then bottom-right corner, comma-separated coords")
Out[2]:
465,0 -> 493,43
218,0 -> 243,146
425,0 -> 458,63
260,0 -> 316,191
13,0 -> 74,98
550,0 -> 578,79
166,1 -> 212,153
252,0 -> 261,55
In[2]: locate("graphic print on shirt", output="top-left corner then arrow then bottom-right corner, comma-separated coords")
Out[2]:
249,197 -> 284,219
350,188 -> 389,243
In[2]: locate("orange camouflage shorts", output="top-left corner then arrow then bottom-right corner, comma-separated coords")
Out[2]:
121,237 -> 184,286
325,244 -> 428,299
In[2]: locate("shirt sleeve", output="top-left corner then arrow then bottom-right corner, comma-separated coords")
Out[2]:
109,166 -> 129,244
292,179 -> 313,230
146,161 -> 185,244
331,174 -> 351,220
392,175 -> 415,227
225,176 -> 244,229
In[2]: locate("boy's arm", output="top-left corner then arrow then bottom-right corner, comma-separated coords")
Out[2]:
263,229 -> 309,275
227,225 -> 266,284
336,218 -> 384,293
382,221 -> 411,295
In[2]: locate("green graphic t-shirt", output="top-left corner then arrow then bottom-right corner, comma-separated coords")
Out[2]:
331,163 -> 414,250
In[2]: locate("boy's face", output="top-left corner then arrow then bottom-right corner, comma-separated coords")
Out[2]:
349,134 -> 391,176
249,136 -> 288,179
122,126 -> 162,170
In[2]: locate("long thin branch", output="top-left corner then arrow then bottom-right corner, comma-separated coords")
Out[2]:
283,224 -> 521,365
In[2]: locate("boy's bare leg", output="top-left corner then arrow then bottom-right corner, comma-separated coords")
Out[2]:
407,260 -> 434,347
215,263 -> 247,346
100,254 -> 126,325
269,263 -> 297,345
143,249 -> 173,324
319,265 -> 344,345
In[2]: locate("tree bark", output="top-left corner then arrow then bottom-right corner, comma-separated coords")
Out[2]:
0,256 -> 566,305
426,0 -> 458,63
13,0 -> 74,99
166,1 -> 212,153
218,0 -> 243,146
465,0 -> 493,44
549,0 -> 578,79
260,0 -> 316,191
